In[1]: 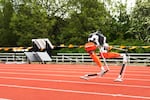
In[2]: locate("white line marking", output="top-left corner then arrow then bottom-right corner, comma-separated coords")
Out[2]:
0,76 -> 149,89
0,98 -> 11,100
0,71 -> 149,82
0,84 -> 150,99
0,69 -> 149,77
0,66 -> 149,72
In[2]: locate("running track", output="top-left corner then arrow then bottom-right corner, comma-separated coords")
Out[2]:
0,64 -> 149,100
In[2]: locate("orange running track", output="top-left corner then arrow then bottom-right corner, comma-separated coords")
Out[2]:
0,63 -> 149,100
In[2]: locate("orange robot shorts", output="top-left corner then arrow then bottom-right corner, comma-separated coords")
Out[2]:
84,42 -> 97,53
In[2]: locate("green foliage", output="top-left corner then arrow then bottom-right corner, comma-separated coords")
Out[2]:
0,0 -> 149,53
10,2 -> 55,46
128,0 -> 150,44
60,0 -> 111,45
0,0 -> 17,46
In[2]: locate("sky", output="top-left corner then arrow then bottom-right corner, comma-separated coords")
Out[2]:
106,0 -> 137,16
123,0 -> 136,11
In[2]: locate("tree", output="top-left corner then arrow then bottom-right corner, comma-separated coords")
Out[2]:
0,0 -> 17,46
38,0 -> 70,45
59,0 -> 112,45
101,0 -> 131,44
128,0 -> 150,44
10,0 -> 55,46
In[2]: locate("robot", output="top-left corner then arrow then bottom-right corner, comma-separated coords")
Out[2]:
81,31 -> 128,82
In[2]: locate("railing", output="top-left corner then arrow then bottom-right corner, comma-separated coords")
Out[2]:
0,53 -> 27,63
52,53 -> 150,65
0,53 -> 150,65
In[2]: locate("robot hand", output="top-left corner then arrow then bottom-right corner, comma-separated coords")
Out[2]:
100,43 -> 112,52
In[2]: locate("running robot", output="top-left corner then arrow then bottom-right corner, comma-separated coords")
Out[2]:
80,31 -> 128,82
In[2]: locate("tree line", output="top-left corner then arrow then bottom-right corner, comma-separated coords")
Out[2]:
0,0 -> 149,53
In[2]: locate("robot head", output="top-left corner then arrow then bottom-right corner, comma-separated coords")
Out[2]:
88,31 -> 106,46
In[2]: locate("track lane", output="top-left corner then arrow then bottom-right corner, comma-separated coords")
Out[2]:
1,85 -> 148,100
0,75 -> 149,98
0,64 -> 149,100
0,70 -> 149,86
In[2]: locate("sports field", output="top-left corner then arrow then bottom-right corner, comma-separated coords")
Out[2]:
0,64 -> 149,100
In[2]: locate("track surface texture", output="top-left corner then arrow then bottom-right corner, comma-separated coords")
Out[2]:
0,64 -> 149,100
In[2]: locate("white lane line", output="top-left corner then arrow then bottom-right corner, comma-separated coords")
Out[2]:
0,76 -> 149,89
0,70 -> 149,78
0,71 -> 149,82
0,69 -> 93,74
0,98 -> 11,100
0,84 -> 150,100
0,69 -> 149,77
0,66 -> 149,73
0,66 -> 149,72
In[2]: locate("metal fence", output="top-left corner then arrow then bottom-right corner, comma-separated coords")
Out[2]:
53,53 -> 150,65
0,53 -> 26,63
0,53 -> 150,65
